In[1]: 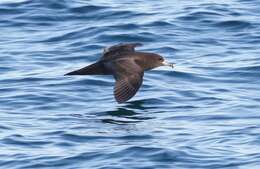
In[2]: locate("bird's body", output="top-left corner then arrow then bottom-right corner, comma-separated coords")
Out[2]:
65,43 -> 174,103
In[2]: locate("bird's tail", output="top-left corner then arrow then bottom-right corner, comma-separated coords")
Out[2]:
65,62 -> 109,75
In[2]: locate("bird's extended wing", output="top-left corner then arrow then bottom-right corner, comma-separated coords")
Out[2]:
101,43 -> 142,61
111,58 -> 144,103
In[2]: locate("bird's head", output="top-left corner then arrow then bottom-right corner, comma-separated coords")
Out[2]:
144,53 -> 174,70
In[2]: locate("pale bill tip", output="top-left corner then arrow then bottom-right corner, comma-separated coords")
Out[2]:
163,61 -> 175,68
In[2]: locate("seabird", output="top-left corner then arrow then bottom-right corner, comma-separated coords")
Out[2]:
65,43 -> 174,103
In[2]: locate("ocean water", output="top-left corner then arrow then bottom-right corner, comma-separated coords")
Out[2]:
1,0 -> 260,168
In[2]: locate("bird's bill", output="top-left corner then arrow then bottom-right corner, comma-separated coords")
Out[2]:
162,61 -> 175,68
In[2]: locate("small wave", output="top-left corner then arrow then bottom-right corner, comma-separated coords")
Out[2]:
2,134 -> 51,147
214,20 -> 252,29
0,0 -> 30,5
177,11 -> 223,21
107,23 -> 140,30
233,65 -> 260,71
144,20 -> 174,27
37,27 -> 87,43
69,5 -> 108,14
95,33 -> 155,43
158,46 -> 178,53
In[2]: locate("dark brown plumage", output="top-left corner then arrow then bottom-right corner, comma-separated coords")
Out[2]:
65,43 -> 174,103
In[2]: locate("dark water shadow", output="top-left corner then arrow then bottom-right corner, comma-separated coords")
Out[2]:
101,100 -> 154,125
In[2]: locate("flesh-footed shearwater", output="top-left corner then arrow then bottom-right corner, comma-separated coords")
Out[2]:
65,43 -> 174,103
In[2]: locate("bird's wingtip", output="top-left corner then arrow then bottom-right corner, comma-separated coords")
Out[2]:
64,71 -> 77,76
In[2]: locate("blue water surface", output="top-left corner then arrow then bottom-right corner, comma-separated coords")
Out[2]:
0,0 -> 260,168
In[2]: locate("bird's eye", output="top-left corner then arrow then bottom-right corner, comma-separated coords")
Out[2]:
158,57 -> 163,61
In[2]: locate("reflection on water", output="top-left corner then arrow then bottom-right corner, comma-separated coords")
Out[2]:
102,100 -> 154,124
